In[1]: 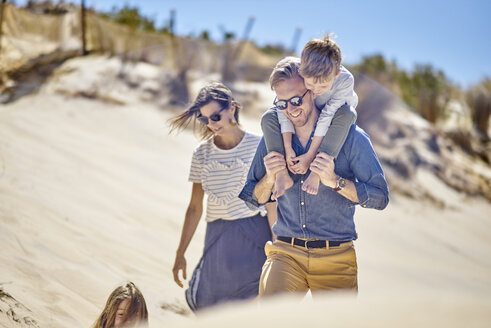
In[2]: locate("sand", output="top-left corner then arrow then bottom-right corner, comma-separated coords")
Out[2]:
1,56 -> 490,327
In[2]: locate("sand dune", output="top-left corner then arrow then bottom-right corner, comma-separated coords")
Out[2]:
168,292 -> 491,328
1,56 -> 491,327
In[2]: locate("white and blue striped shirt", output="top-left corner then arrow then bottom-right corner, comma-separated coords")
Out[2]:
189,132 -> 261,222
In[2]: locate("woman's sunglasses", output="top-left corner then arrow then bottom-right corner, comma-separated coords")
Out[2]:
197,105 -> 228,125
273,90 -> 310,110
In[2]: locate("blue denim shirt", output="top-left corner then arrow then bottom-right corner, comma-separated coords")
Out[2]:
238,124 -> 389,241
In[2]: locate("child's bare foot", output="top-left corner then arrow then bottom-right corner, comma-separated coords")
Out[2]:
272,169 -> 293,200
302,172 -> 320,195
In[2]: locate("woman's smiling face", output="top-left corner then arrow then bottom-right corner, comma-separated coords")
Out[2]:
199,101 -> 234,136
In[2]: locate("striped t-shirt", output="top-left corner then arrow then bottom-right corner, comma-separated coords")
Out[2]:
189,132 -> 261,222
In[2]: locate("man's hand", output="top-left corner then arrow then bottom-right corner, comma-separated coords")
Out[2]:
290,152 -> 315,175
263,151 -> 288,183
254,152 -> 289,204
172,253 -> 187,288
309,152 -> 338,188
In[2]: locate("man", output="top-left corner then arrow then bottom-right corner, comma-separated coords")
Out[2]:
239,57 -> 389,297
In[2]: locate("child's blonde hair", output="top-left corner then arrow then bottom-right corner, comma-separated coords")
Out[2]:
300,34 -> 342,83
92,282 -> 148,328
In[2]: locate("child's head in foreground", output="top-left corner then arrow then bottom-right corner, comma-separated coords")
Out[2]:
300,34 -> 342,97
93,282 -> 148,328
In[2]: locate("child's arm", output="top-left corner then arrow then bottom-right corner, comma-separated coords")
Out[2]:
315,69 -> 356,136
315,70 -> 357,158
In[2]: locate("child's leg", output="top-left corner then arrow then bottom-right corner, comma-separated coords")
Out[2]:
302,105 -> 357,195
261,109 -> 285,155
318,104 -> 357,158
260,109 -> 293,200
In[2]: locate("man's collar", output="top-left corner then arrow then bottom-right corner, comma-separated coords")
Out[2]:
291,124 -> 316,151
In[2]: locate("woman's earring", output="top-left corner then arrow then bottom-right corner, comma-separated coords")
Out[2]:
229,103 -> 238,126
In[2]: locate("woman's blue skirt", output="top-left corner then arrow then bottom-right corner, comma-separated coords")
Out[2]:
185,213 -> 272,312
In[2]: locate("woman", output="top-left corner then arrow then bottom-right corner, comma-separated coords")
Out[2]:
169,81 -> 275,312
92,281 -> 148,328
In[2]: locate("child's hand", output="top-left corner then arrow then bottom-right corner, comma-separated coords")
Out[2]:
290,153 -> 315,175
284,147 -> 297,172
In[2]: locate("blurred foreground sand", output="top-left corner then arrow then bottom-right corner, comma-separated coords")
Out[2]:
0,57 -> 490,327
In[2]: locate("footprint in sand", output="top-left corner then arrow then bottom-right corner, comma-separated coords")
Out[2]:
0,287 -> 40,328
160,300 -> 191,316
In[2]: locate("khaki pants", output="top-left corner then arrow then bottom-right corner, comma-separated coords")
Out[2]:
258,239 -> 358,297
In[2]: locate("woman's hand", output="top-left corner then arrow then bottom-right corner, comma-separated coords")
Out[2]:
172,253 -> 187,288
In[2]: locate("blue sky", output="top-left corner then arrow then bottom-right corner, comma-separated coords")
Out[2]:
16,0 -> 491,88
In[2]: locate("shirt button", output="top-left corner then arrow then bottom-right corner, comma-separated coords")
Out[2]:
301,180 -> 304,184
302,224 -> 306,228
301,201 -> 304,205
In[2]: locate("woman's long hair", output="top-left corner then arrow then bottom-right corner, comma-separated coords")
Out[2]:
92,282 -> 148,328
168,81 -> 241,140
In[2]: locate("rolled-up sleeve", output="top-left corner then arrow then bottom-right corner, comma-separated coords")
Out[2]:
239,138 -> 271,209
347,129 -> 389,210
354,172 -> 389,209
239,180 -> 261,209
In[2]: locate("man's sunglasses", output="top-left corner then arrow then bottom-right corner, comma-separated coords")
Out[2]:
273,90 -> 310,110
196,105 -> 228,125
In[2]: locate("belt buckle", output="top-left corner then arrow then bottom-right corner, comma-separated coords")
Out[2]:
304,240 -> 313,250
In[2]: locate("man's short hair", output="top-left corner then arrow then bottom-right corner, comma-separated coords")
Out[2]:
300,34 -> 342,83
269,56 -> 302,90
